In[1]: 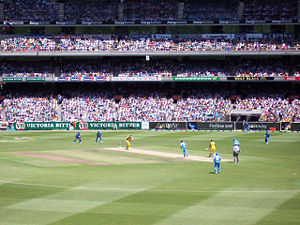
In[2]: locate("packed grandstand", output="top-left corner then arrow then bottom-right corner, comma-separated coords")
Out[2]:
0,0 -> 299,130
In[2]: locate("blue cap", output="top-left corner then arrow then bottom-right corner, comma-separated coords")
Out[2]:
216,152 -> 218,155
233,138 -> 235,141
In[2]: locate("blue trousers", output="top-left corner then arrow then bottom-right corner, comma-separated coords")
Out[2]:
183,149 -> 188,157
265,137 -> 269,143
214,163 -> 221,173
96,136 -> 103,143
74,137 -> 81,143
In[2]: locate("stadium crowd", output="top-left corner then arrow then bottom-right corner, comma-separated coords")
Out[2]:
1,37 -> 299,52
64,1 -> 117,23
183,0 -> 238,22
4,97 -> 58,122
0,61 -> 55,77
243,0 -> 298,22
60,60 -> 112,78
0,58 -> 299,78
4,0 -> 58,24
3,0 -> 298,23
123,0 -> 177,22
234,97 -> 291,122
61,96 -> 116,121
2,94 -> 299,123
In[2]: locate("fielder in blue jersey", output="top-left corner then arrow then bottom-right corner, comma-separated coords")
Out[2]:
233,138 -> 240,147
74,131 -> 81,144
214,152 -> 221,174
180,140 -> 188,158
95,130 -> 103,143
265,130 -> 270,144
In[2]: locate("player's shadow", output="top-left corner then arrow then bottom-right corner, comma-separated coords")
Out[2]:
209,172 -> 216,174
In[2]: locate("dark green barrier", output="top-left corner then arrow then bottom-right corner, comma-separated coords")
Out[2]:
14,122 -> 71,130
149,122 -> 186,130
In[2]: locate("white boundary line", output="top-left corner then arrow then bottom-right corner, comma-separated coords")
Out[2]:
0,180 -> 299,193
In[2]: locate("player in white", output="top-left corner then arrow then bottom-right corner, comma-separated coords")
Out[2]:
232,138 -> 241,164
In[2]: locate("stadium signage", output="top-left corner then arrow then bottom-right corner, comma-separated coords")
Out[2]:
227,77 -> 275,81
167,21 -> 187,24
291,123 -> 300,131
193,21 -> 213,24
14,122 -> 71,130
149,122 -> 186,130
86,122 -> 141,130
141,21 -> 162,24
15,123 -> 25,130
2,77 -> 23,82
285,77 -> 300,81
26,77 -> 46,82
197,122 -> 234,130
115,21 -> 135,25
172,77 -> 220,81
82,21 -> 103,25
235,122 -> 280,130
246,20 -> 265,24
219,20 -> 239,24
111,77 -> 161,81
55,77 -> 108,82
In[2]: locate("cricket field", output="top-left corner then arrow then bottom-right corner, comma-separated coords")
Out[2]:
0,130 -> 299,225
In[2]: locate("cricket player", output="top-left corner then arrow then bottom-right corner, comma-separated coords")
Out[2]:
95,130 -> 103,143
233,138 -> 240,163
214,152 -> 221,174
74,131 -> 81,144
265,130 -> 270,144
208,139 -> 216,158
125,135 -> 134,150
180,140 -> 188,158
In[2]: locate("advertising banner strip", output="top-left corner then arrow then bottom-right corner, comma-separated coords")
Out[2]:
197,122 -> 234,130
2,77 -> 23,82
149,122 -> 186,130
227,77 -> 275,81
173,77 -> 220,81
111,77 -> 162,81
235,122 -> 280,130
26,77 -> 46,82
284,77 -> 300,81
55,77 -> 108,82
291,123 -> 300,131
14,122 -> 71,130
77,122 -> 142,130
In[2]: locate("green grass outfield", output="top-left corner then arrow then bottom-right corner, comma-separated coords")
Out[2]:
0,130 -> 299,225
